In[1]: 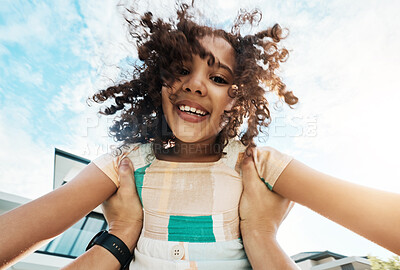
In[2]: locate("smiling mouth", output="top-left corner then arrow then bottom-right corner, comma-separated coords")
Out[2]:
175,105 -> 209,123
177,104 -> 209,116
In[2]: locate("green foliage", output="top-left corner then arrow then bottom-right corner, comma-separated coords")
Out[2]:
368,255 -> 400,270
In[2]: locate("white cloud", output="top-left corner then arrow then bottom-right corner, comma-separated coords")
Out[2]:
12,62 -> 43,86
45,75 -> 118,160
0,1 -> 81,47
281,1 -> 400,183
0,100 -> 53,199
72,0 -> 137,89
0,44 -> 9,57
0,2 -> 53,45
47,76 -> 93,115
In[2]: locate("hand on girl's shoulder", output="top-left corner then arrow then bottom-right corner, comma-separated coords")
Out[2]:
239,145 -> 293,191
90,143 -> 152,188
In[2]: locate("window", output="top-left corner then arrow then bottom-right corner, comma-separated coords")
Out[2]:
37,212 -> 107,258
341,263 -> 355,270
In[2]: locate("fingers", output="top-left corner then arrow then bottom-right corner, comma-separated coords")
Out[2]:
241,149 -> 264,191
118,158 -> 135,188
119,158 -> 133,173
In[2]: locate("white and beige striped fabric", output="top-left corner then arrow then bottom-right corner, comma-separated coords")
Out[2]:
92,139 -> 293,269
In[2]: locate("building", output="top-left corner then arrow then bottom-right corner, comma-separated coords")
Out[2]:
291,250 -> 371,270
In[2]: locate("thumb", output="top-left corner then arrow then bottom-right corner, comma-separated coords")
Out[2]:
240,150 -> 262,191
118,158 -> 135,188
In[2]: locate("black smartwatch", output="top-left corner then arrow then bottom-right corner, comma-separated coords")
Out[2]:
86,230 -> 134,269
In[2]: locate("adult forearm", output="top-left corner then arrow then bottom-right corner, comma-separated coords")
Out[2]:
242,230 -> 299,270
0,164 -> 117,267
274,159 -> 400,254
62,224 -> 142,270
63,246 -> 122,270
0,190 -> 93,267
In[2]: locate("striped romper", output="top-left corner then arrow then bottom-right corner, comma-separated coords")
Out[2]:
92,139 -> 293,269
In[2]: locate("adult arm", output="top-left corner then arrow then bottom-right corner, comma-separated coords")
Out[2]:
62,158 -> 143,270
240,153 -> 299,270
0,162 -> 117,268
273,159 -> 400,255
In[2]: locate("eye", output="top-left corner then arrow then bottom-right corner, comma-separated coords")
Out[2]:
179,68 -> 190,76
211,76 -> 228,84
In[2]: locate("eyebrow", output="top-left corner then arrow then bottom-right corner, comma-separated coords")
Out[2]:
218,62 -> 234,77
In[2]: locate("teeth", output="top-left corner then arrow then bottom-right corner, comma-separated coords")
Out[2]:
178,104 -> 207,116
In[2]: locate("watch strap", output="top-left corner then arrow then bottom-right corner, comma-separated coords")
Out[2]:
86,230 -> 133,269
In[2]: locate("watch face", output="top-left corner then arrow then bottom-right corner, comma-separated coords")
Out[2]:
86,230 -> 106,251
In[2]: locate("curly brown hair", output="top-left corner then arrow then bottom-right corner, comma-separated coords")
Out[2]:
90,3 -> 298,155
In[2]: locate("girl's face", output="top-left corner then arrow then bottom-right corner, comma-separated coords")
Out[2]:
161,35 -> 236,144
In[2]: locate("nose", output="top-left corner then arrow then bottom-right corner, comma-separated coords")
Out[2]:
181,74 -> 207,96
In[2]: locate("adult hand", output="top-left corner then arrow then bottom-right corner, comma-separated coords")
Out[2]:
62,158 -> 143,269
101,158 -> 143,252
239,149 -> 293,237
239,150 -> 298,269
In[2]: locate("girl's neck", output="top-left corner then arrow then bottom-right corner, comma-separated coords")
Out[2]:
156,137 -> 222,162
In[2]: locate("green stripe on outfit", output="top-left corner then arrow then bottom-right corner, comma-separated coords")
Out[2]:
134,163 -> 151,204
260,177 -> 273,191
168,215 -> 216,242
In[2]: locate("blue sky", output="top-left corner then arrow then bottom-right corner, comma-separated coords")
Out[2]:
1,0 -> 400,260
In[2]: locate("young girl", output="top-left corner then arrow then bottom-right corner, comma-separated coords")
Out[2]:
87,4 -> 298,268
1,2 -> 400,269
